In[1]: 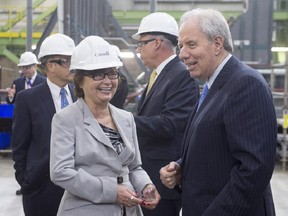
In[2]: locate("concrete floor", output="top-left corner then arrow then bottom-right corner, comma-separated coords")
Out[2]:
0,154 -> 287,216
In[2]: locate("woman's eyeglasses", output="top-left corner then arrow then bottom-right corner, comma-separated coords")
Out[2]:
84,71 -> 119,81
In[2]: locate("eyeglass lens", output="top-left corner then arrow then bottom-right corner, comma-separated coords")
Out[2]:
50,59 -> 71,67
137,38 -> 157,48
20,65 -> 33,70
92,72 -> 119,81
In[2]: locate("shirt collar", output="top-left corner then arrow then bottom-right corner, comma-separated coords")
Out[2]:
206,53 -> 232,89
155,54 -> 176,76
46,78 -> 70,99
26,72 -> 37,83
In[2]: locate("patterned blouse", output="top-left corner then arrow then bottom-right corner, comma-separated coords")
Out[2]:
100,124 -> 126,155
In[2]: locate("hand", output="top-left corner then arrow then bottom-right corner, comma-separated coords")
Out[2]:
8,84 -> 16,99
140,184 -> 161,210
159,161 -> 181,189
116,184 -> 143,208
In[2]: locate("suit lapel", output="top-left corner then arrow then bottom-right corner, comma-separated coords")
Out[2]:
109,104 -> 131,143
32,74 -> 42,86
138,56 -> 179,114
79,99 -> 112,148
109,104 -> 134,162
182,56 -> 238,161
18,77 -> 26,91
68,83 -> 77,102
37,82 -> 56,118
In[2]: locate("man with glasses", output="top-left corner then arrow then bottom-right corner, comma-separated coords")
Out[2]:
6,51 -> 46,104
132,12 -> 199,216
12,33 -> 77,216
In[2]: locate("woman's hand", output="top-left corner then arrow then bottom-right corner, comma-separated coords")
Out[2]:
116,184 -> 143,207
140,184 -> 161,210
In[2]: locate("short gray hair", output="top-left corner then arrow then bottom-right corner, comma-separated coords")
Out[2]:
180,8 -> 233,52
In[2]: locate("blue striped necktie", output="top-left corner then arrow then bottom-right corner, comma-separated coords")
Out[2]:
197,84 -> 209,111
60,88 -> 69,109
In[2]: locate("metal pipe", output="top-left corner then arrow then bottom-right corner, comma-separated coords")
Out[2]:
57,0 -> 64,33
150,0 -> 157,13
26,0 -> 32,51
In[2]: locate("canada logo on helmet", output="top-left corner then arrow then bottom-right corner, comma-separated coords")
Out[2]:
70,36 -> 123,71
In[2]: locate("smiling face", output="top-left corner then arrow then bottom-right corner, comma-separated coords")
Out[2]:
178,18 -> 221,81
80,68 -> 119,107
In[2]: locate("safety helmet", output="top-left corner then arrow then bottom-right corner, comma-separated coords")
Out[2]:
110,45 -> 121,58
38,33 -> 75,60
70,36 -> 123,71
132,12 -> 179,40
18,51 -> 38,66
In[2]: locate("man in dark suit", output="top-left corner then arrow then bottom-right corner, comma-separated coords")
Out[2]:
12,33 -> 77,216
160,9 -> 277,216
132,12 -> 199,216
6,51 -> 46,104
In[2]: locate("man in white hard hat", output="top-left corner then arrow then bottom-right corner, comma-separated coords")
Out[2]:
12,33 -> 77,216
6,51 -> 46,104
132,12 -> 199,216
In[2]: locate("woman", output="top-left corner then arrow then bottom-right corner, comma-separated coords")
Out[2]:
50,36 -> 160,216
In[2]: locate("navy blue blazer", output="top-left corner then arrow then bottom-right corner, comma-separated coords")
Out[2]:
135,56 -> 199,200
12,82 -> 77,191
180,56 -> 277,216
6,72 -> 46,104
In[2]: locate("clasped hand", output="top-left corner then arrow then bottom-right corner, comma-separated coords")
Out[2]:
159,161 -> 181,189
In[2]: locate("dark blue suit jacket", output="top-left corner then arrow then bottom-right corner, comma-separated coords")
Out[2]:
180,56 -> 277,216
6,73 -> 46,104
135,56 -> 199,200
12,82 -> 77,216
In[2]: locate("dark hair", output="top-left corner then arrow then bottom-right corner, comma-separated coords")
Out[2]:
73,70 -> 86,98
146,32 -> 178,46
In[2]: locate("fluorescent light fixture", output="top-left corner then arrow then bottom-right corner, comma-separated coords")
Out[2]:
31,44 -> 37,50
271,47 -> 288,52
119,52 -> 140,59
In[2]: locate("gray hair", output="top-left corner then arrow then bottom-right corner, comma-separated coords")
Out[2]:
180,8 -> 233,52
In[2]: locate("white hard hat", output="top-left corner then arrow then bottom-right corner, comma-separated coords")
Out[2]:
70,36 -> 123,71
18,51 -> 38,66
38,33 -> 75,59
132,12 -> 179,40
110,45 -> 121,58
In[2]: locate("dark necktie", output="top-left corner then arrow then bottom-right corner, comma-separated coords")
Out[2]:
26,78 -> 32,89
60,88 -> 69,109
197,84 -> 209,111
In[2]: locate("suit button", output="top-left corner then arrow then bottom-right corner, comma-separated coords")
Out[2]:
117,176 -> 123,184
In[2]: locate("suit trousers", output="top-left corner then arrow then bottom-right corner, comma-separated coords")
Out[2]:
142,199 -> 182,216
22,178 -> 64,216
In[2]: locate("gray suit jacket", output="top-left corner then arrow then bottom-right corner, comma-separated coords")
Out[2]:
50,98 -> 151,216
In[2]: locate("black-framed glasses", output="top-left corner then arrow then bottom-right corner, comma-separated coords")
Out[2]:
137,38 -> 157,48
49,58 -> 71,68
84,71 -> 120,81
19,64 -> 34,70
